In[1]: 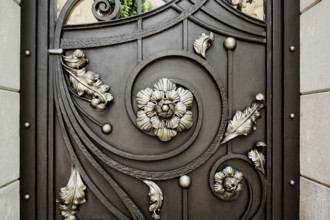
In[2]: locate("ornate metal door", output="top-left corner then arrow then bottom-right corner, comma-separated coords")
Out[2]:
20,0 -> 300,219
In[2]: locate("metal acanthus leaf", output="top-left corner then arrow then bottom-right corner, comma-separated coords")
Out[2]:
143,180 -> 163,220
221,93 -> 266,144
57,165 -> 86,220
62,49 -> 113,110
193,32 -> 215,58
248,141 -> 266,174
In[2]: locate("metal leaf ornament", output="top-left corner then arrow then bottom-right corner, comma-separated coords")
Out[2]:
248,141 -> 266,174
57,166 -> 86,220
62,49 -> 113,110
144,180 -> 163,220
221,93 -> 266,144
194,32 -> 215,58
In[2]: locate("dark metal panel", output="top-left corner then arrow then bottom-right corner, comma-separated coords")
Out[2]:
283,0 -> 300,219
20,0 -> 37,219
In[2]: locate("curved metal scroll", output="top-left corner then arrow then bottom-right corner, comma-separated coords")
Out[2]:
209,154 -> 267,220
92,0 -> 121,21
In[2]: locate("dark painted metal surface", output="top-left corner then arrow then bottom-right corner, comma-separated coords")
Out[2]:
20,0 -> 300,219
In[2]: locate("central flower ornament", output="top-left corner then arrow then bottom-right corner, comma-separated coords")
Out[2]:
136,78 -> 194,142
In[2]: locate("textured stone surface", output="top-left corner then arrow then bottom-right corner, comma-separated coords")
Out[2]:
0,181 -> 20,220
300,0 -> 330,93
300,177 -> 330,220
0,0 -> 20,91
300,92 -> 330,185
300,0 -> 320,12
0,90 -> 19,187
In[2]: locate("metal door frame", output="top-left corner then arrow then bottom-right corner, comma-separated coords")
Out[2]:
20,0 -> 300,219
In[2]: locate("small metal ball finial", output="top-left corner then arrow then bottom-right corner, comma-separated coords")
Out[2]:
102,123 -> 112,134
224,37 -> 237,50
179,175 -> 191,188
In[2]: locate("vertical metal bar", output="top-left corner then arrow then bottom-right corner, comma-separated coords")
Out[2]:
183,19 -> 188,51
182,189 -> 188,220
227,50 -> 233,154
283,0 -> 300,218
266,0 -> 275,219
137,0 -> 142,14
137,0 -> 143,62
36,0 -> 50,218
20,0 -> 37,219
48,0 -> 56,218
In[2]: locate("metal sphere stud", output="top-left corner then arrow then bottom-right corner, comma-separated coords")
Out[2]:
224,37 -> 237,50
179,175 -> 191,189
102,123 -> 112,134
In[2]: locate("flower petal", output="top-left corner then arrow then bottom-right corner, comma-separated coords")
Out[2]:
136,111 -> 152,131
166,116 -> 180,129
151,90 -> 164,102
144,102 -> 156,118
177,87 -> 193,108
153,78 -> 176,92
151,116 -> 164,129
154,127 -> 177,142
214,172 -> 226,182
223,167 -> 234,177
136,88 -> 153,109
177,111 -> 193,131
174,102 -> 187,117
214,183 -> 225,194
166,90 -> 180,103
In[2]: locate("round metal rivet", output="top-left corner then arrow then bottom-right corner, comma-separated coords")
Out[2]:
24,122 -> 30,128
289,180 -> 295,186
25,50 -> 31,56
289,113 -> 295,119
289,46 -> 295,52
224,37 -> 237,50
24,194 -> 30,200
179,175 -> 191,189
101,123 -> 112,134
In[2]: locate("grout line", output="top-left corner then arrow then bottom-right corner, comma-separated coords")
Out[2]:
300,88 -> 330,96
0,86 -> 20,93
12,0 -> 21,6
300,0 -> 322,15
0,179 -> 19,190
301,175 -> 330,188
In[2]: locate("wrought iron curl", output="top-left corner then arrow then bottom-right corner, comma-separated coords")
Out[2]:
92,0 -> 121,21
209,154 -> 266,220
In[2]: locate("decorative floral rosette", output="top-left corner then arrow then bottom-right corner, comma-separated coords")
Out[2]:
136,78 -> 194,142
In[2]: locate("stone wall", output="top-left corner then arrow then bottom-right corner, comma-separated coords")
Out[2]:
0,0 -> 20,219
300,0 -> 330,219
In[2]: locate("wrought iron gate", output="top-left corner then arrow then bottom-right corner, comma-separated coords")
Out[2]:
20,0 -> 300,219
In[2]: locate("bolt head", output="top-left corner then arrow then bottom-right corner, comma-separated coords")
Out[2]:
290,113 -> 295,119
24,122 -> 30,128
25,50 -> 31,56
289,46 -> 295,52
289,180 -> 295,186
24,194 -> 30,200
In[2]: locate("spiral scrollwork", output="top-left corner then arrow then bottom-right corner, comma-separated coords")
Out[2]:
92,0 -> 121,21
